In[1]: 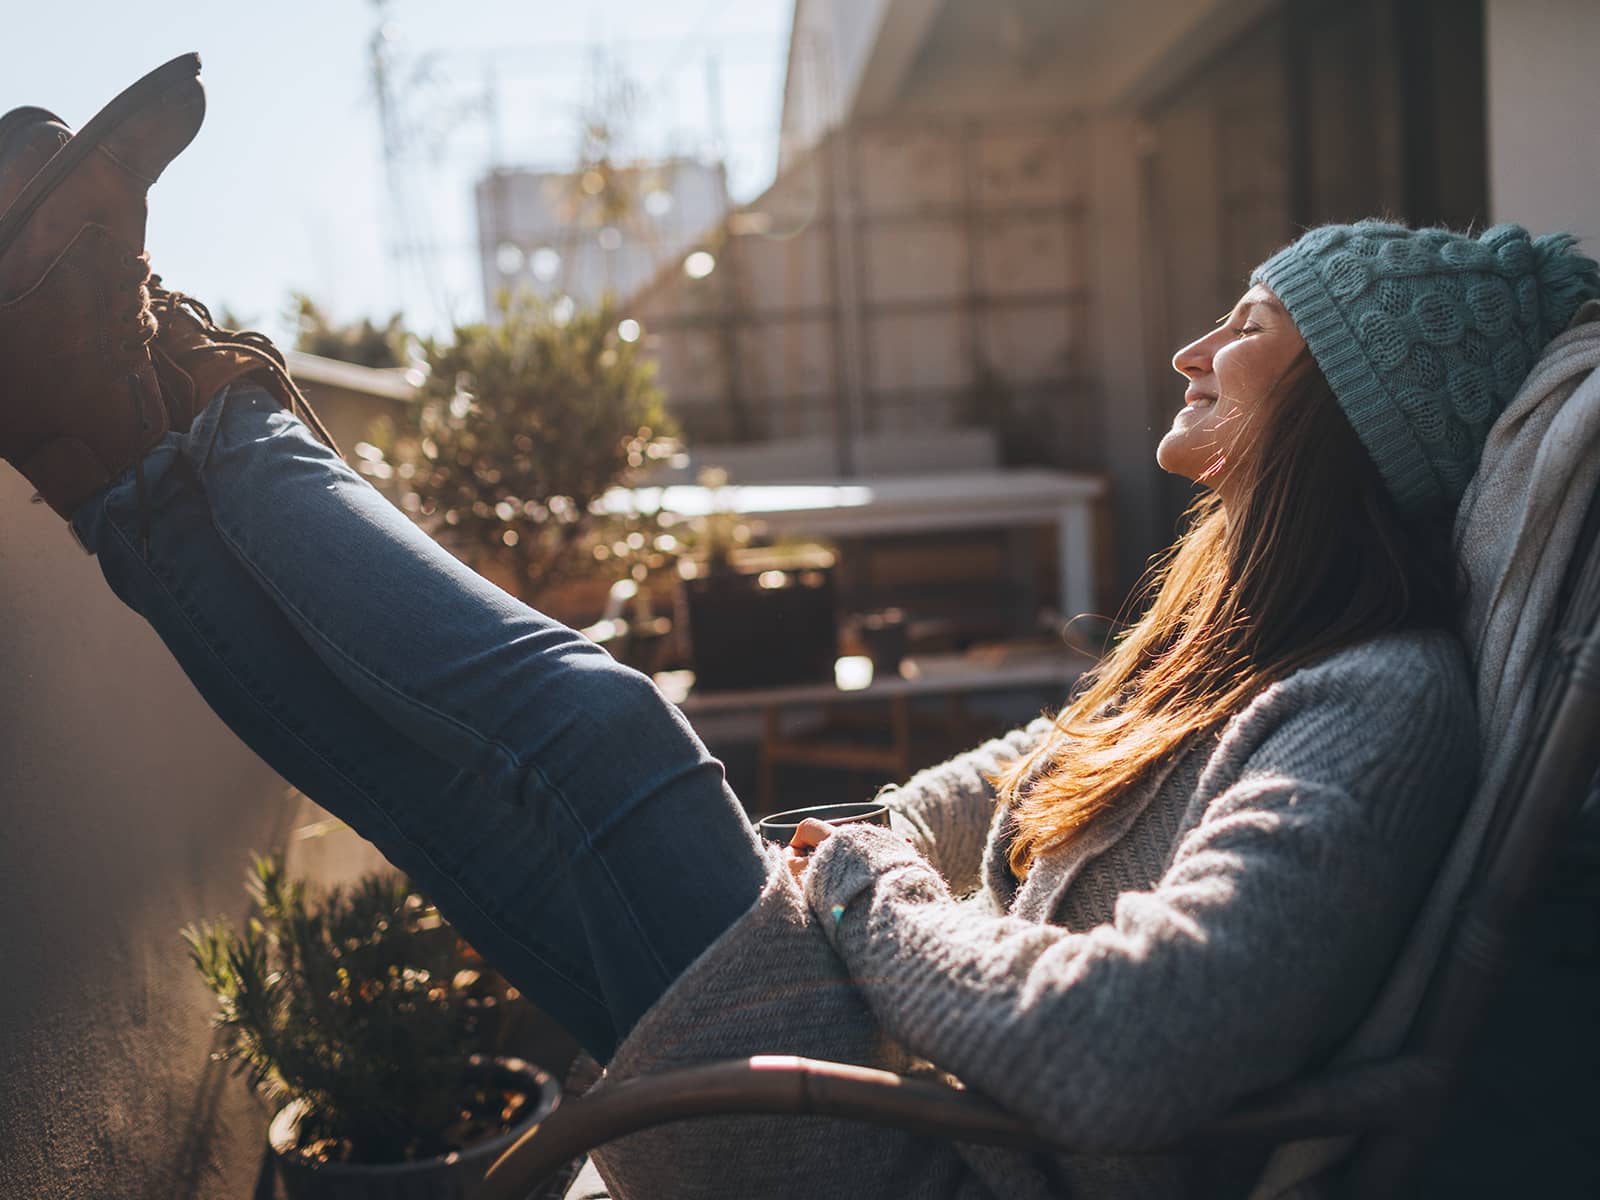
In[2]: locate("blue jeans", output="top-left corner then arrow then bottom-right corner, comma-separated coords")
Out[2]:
71,383 -> 769,1061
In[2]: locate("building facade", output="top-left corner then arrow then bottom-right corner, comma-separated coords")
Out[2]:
476,158 -> 729,315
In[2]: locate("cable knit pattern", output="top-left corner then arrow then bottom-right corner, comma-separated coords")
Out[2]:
588,630 -> 1477,1200
1250,221 -> 1600,516
1041,730 -> 1219,932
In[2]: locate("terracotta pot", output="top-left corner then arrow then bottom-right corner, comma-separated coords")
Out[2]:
269,1056 -> 559,1200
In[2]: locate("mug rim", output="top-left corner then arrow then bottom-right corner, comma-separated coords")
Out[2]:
754,800 -> 892,837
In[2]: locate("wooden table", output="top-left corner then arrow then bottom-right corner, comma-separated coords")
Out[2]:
656,649 -> 1090,811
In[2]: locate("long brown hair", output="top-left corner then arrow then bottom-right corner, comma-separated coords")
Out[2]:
999,351 -> 1460,877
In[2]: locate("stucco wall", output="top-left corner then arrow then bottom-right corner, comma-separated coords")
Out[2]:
0,467 -> 312,1198
1486,0 -> 1600,253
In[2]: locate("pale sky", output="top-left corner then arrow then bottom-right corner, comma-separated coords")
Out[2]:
6,1 -> 793,343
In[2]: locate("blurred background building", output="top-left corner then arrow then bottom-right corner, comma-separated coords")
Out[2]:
476,159 -> 729,312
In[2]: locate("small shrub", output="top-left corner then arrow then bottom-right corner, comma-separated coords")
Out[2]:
359,293 -> 677,602
183,855 -> 527,1164
291,293 -> 408,369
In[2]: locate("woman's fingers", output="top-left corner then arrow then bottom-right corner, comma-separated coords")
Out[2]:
785,819 -> 836,884
790,817 -> 836,850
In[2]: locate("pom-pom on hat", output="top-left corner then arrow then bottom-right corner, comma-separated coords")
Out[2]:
1250,220 -> 1600,517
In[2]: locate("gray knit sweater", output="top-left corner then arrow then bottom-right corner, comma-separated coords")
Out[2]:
588,629 -> 1478,1199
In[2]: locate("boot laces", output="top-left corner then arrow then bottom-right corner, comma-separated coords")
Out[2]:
146,275 -> 288,370
118,251 -> 157,355
145,274 -> 340,454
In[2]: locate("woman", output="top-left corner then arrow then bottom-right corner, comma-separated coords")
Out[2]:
5,81 -> 1599,1197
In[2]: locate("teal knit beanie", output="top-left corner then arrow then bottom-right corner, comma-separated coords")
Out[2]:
1250,220 -> 1600,517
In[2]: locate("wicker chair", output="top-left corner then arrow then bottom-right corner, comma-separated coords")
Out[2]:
481,490 -> 1600,1200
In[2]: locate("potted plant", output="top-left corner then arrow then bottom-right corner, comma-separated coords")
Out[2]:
671,469 -> 840,691
183,855 -> 560,1199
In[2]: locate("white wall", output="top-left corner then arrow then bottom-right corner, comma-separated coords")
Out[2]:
1486,0 -> 1600,252
635,115 -> 1096,458
0,470 -> 349,1198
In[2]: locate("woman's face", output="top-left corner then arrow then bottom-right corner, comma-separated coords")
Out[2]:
1158,285 -> 1308,493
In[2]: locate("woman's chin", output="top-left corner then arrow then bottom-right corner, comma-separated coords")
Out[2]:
1155,431 -> 1200,481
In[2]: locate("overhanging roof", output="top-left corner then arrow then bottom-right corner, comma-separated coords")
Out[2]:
779,0 -> 1282,140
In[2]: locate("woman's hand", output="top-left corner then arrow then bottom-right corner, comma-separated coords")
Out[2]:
784,817 -> 836,884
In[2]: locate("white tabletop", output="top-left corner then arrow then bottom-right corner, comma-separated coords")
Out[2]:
603,468 -> 1105,537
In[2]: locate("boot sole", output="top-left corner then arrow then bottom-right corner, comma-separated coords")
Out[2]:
0,52 -> 202,259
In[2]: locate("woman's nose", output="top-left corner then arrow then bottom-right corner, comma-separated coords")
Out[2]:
1171,331 -> 1215,380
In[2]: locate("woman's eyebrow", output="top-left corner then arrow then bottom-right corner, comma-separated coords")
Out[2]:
1219,294 -> 1283,324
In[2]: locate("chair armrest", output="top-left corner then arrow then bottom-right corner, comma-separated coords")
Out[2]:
482,1053 -> 1447,1200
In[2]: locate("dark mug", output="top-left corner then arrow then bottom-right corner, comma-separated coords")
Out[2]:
754,801 -> 893,847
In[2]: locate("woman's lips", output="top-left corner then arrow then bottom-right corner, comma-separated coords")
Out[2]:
1172,394 -> 1217,428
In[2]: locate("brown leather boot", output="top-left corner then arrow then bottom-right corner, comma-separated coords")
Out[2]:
0,54 -> 204,518
0,101 -> 341,459
0,107 -> 69,212
146,281 -> 341,455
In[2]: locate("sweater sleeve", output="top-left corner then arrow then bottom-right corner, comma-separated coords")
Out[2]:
802,634 -> 1478,1149
880,716 -> 1053,896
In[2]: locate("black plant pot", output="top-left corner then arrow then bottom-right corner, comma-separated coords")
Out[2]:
679,560 -> 838,691
268,1056 -> 560,1200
